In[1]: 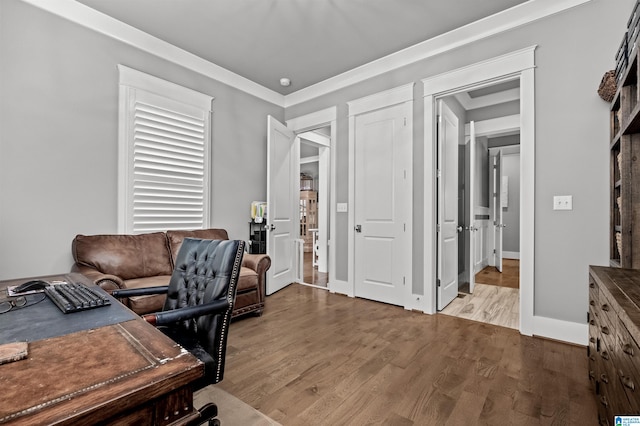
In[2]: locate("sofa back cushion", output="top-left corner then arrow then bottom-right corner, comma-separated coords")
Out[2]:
166,229 -> 229,267
72,232 -> 173,280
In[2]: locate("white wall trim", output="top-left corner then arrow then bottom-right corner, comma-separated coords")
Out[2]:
286,107 -> 338,292
24,0 -> 589,110
423,47 -> 537,339
347,83 -> 414,117
22,0 -> 284,106
465,115 -> 520,138
503,251 -> 520,260
285,0 -> 589,107
455,88 -> 520,111
329,279 -> 352,297
533,316 -> 587,346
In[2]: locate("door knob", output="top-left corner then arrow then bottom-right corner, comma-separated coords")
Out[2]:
355,225 -> 362,233
457,226 -> 463,233
269,224 -> 276,231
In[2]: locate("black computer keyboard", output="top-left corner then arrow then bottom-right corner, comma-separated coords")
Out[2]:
44,283 -> 111,314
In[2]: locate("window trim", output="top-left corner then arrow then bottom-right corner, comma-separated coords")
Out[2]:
117,65 -> 214,234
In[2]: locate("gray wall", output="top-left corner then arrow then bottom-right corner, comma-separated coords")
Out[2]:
285,0 -> 631,324
0,0 -> 283,279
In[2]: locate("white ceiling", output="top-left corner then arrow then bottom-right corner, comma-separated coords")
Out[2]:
75,0 -> 527,95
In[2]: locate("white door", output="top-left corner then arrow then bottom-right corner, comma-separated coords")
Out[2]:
468,121 -> 477,293
493,151 -> 503,273
437,100 -> 460,311
354,103 -> 410,306
266,116 -> 299,295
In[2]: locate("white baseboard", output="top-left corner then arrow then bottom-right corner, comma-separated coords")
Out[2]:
532,315 -> 587,346
503,251 -> 520,259
329,279 -> 353,297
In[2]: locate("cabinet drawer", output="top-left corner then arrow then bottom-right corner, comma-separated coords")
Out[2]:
589,277 -> 599,308
616,319 -> 640,411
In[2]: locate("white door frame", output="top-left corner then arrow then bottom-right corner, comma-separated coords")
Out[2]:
346,83 -> 414,305
299,131 -> 330,275
423,46 -> 536,336
286,107 -> 337,291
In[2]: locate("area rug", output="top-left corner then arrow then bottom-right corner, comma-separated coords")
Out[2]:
194,385 -> 281,426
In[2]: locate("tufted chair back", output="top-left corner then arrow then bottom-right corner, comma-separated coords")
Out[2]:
162,238 -> 244,385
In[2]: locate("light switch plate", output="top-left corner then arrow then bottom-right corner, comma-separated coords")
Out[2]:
553,195 -> 573,211
337,203 -> 348,213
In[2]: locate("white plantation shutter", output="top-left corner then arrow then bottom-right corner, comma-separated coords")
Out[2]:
118,66 -> 213,233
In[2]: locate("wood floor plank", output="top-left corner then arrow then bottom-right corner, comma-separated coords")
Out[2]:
220,284 -> 598,425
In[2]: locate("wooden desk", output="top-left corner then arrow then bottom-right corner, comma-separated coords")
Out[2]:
0,273 -> 204,425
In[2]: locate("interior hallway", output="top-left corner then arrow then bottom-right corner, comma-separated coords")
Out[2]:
440,259 -> 520,329
300,252 -> 328,288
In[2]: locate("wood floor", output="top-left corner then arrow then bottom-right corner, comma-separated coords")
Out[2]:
221,284 -> 597,425
475,259 -> 520,289
301,252 -> 328,288
441,260 -> 520,329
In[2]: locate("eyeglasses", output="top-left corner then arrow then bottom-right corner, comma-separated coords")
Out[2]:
0,294 -> 46,314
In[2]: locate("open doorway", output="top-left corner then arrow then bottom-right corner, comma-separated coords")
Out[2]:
299,131 -> 329,288
436,79 -> 522,330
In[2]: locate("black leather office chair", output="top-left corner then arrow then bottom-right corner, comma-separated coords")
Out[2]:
112,238 -> 245,426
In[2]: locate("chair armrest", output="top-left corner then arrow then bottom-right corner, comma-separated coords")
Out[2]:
71,264 -> 125,291
143,299 -> 230,326
111,286 -> 169,298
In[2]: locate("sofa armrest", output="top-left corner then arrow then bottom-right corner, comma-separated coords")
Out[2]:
71,264 -> 125,292
242,253 -> 271,275
241,253 -> 271,304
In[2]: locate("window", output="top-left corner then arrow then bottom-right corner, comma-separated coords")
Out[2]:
118,65 -> 213,233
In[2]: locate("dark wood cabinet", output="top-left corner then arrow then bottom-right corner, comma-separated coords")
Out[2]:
589,266 -> 640,425
611,4 -> 640,268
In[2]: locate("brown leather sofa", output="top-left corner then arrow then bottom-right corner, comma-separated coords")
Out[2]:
71,228 -> 270,318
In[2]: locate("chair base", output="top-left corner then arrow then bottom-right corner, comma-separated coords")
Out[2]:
186,402 -> 219,426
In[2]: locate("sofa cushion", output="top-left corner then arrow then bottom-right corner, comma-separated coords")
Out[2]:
73,233 -> 172,280
124,275 -> 172,314
166,229 -> 229,267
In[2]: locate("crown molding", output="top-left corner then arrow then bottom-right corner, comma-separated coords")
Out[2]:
21,0 -> 590,110
20,0 -> 285,107
284,0 -> 591,108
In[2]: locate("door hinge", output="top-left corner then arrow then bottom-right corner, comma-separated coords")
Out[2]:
404,117 -> 407,126
437,169 -> 441,179
493,249 -> 496,254
403,276 -> 406,285
437,279 -> 441,287
404,223 -> 406,232
437,224 -> 441,233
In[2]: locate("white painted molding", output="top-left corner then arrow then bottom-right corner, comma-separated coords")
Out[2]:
300,155 -> 319,165
503,251 -> 520,259
533,316 -> 587,346
423,46 -> 537,95
22,0 -> 284,106
465,115 -> 520,137
286,107 -> 337,132
329,280 -> 353,297
286,107 -> 338,293
454,88 -> 520,111
286,0 -> 589,107
23,0 -> 588,109
347,83 -> 414,117
423,46 -> 536,332
118,65 -> 213,110
299,131 -> 331,147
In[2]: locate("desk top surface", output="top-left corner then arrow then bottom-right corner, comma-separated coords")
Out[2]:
0,273 -> 137,344
0,273 -> 203,425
